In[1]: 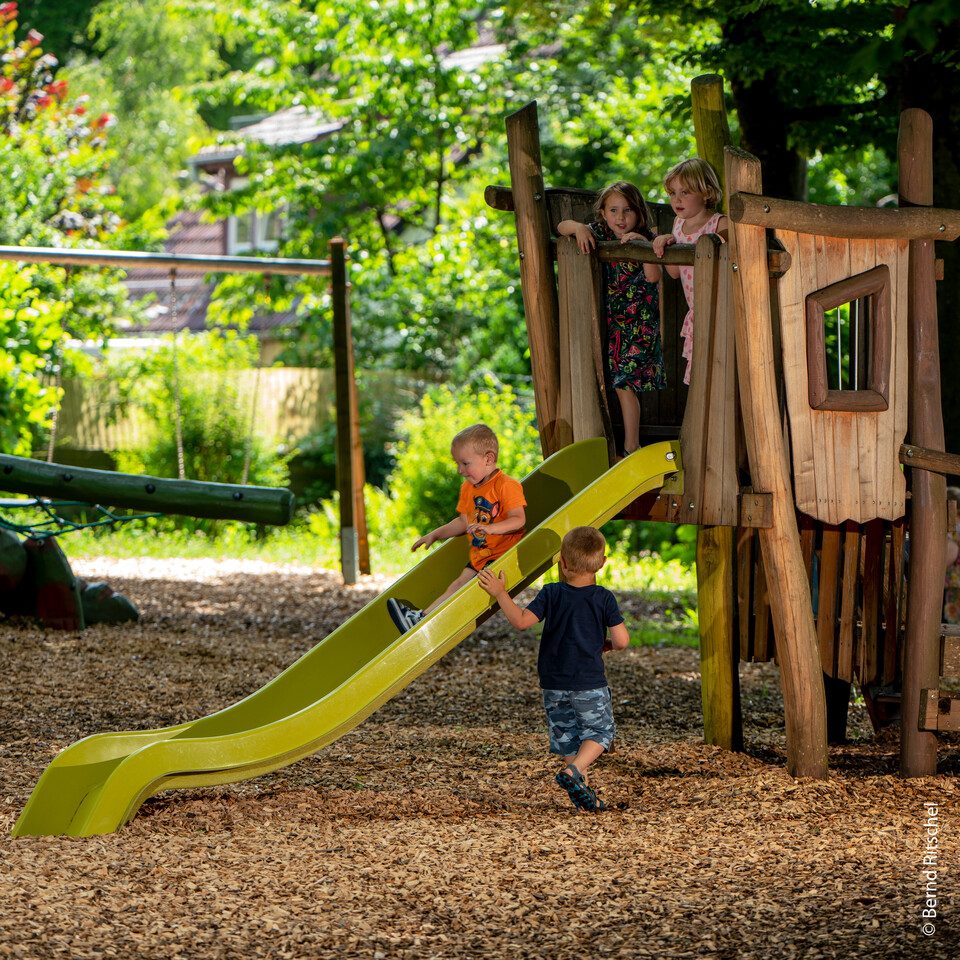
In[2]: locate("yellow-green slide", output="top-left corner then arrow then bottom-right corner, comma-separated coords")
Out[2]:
12,438 -> 680,837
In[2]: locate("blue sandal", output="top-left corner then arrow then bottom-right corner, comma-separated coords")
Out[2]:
555,764 -> 606,812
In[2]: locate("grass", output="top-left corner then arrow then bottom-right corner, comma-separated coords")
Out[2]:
623,605 -> 700,648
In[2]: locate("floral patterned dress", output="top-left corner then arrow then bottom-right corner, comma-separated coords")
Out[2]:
588,220 -> 665,392
675,211 -> 724,385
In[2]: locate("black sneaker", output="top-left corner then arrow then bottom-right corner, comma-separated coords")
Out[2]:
387,598 -> 424,633
556,764 -> 606,812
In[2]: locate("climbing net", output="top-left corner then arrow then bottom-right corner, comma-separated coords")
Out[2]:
0,498 -> 163,540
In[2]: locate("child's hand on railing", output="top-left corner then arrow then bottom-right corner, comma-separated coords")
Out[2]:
652,234 -> 675,259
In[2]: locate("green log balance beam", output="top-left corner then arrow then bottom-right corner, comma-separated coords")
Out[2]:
0,455 -> 295,526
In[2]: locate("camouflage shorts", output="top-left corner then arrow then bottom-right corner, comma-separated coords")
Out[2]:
541,686 -> 615,756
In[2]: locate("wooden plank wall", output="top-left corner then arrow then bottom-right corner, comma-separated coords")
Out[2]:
649,236 -> 739,527
776,232 -> 909,524
740,514 -> 906,696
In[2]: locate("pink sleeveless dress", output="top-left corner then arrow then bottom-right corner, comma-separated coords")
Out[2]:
674,211 -> 724,385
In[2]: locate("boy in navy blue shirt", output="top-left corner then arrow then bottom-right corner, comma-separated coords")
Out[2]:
478,526 -> 629,813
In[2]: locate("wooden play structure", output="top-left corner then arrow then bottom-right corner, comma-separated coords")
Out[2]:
487,75 -> 960,779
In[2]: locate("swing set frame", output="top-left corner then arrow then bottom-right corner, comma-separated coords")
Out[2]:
0,239 -> 369,583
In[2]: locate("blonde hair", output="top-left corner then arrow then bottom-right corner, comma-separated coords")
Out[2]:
452,423 -> 499,459
561,526 -> 606,575
947,486 -> 960,504
664,158 -> 723,210
594,180 -> 655,241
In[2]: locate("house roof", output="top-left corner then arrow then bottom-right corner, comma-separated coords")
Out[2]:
189,106 -> 344,169
122,210 -> 300,336
235,106 -> 345,145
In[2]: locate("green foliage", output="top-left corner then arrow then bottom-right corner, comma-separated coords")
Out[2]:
347,190 -> 529,379
502,7 -> 701,196
289,371 -> 417,504
384,382 -> 541,535
807,144 -> 897,207
0,263 -> 66,453
15,0 -> 99,60
106,330 -> 289,497
62,0 -> 225,218
0,7 -> 132,453
604,518 -> 698,566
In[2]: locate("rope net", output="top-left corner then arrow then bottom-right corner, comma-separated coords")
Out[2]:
0,498 -> 162,540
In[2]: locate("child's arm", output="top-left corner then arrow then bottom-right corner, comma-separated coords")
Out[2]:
477,568 -> 541,630
557,219 -> 597,255
652,233 -> 681,278
714,214 -> 729,241
466,505 -> 525,541
618,231 -> 662,283
412,514 -> 469,551
606,622 -> 630,651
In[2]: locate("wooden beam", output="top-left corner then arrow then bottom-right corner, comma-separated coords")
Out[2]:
726,144 -> 828,778
596,240 -> 695,267
900,442 -> 960,477
484,184 -> 595,214
505,102 -> 568,455
919,689 -> 960,731
940,632 -> 960,677
729,192 -> 960,241
0,244 -> 331,275
696,525 -> 743,751
692,74 -> 742,756
899,108 -> 944,777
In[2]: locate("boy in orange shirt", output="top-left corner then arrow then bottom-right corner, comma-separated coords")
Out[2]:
386,423 -> 526,633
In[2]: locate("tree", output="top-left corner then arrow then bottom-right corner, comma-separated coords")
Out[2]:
189,0 -> 526,378
14,0 -> 98,60
891,2 -> 960,454
62,0 -> 232,218
0,4 -> 133,454
187,0 -> 701,380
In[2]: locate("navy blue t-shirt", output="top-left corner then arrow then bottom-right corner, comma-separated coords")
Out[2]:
526,581 -> 624,690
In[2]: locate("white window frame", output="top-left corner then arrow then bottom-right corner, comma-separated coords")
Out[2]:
226,177 -> 285,255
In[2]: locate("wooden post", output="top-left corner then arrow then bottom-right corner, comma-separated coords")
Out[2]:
505,102 -> 570,456
899,110 -> 942,777
726,145 -> 828,778
556,237 -> 613,453
691,74 -> 732,200
691,74 -> 742,752
331,238 -> 369,584
697,525 -> 743,749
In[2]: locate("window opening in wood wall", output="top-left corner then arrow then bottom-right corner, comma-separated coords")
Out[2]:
805,265 -> 891,412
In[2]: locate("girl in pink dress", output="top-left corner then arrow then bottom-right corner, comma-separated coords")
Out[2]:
652,158 -> 728,385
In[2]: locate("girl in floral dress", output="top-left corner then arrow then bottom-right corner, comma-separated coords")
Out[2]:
558,181 -> 664,456
652,158 -> 728,386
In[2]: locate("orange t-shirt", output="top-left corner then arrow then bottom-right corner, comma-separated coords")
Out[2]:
456,470 -> 526,570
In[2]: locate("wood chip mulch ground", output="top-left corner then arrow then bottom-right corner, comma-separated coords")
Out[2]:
0,557 -> 957,959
